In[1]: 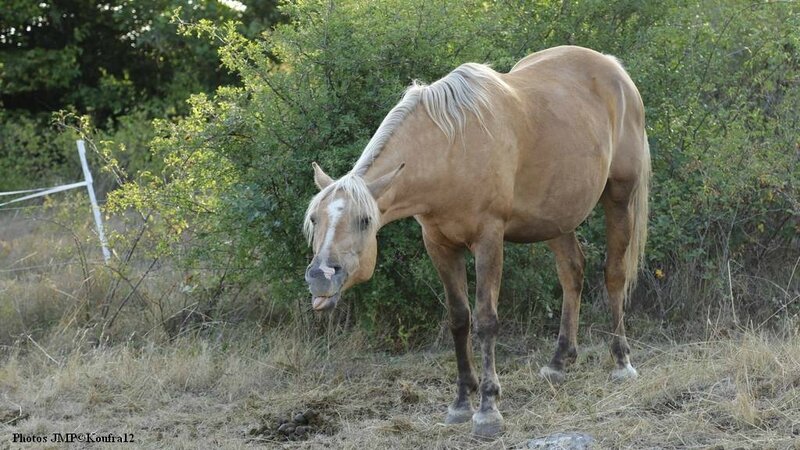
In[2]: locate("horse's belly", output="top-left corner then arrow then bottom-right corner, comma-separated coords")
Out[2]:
504,199 -> 597,242
504,217 -> 566,243
504,171 -> 606,243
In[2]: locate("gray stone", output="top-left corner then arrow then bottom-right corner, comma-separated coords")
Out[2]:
526,432 -> 595,449
277,423 -> 295,435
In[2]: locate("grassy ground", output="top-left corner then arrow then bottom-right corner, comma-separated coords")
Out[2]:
1,207 -> 798,449
1,324 -> 799,449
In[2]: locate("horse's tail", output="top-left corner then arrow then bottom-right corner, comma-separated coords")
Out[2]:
623,130 -> 651,301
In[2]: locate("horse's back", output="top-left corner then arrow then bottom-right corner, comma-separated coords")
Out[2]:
499,46 -> 646,242
506,46 -> 642,125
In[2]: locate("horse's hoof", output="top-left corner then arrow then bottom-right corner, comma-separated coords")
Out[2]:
611,363 -> 639,381
472,409 -> 504,438
445,405 -> 474,424
539,365 -> 565,384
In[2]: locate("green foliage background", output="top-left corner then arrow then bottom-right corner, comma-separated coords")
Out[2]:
3,1 -> 797,347
1,0 -> 281,192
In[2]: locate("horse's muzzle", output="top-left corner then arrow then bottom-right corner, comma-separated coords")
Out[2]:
305,260 -> 346,311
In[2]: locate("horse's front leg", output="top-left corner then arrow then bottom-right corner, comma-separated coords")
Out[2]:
422,233 -> 478,424
472,233 -> 505,437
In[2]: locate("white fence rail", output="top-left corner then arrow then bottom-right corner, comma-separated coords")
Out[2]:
0,140 -> 111,263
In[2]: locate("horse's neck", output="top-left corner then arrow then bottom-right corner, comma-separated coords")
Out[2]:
362,111 -> 449,226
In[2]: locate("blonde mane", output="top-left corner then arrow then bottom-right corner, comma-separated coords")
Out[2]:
351,62 -> 513,176
305,63 -> 513,244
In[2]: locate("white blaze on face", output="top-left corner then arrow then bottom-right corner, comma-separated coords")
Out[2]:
319,198 -> 346,279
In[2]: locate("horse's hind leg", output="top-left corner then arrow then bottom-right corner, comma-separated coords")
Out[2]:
602,181 -> 639,381
540,232 -> 585,384
422,232 -> 478,424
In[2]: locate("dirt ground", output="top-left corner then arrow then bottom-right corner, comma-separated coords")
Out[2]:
1,324 -> 798,449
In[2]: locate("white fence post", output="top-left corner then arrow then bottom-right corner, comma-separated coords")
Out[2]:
0,141 -> 112,263
76,140 -> 111,263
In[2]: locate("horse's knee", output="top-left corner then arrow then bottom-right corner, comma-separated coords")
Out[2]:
448,299 -> 471,332
474,312 -> 498,340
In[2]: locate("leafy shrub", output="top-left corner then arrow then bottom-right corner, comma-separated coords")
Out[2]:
0,0 -> 283,192
0,111 -> 87,190
108,0 -> 798,345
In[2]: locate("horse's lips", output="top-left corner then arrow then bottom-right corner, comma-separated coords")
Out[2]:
312,293 -> 339,311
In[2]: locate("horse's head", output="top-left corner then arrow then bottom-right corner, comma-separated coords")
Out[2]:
303,162 -> 403,311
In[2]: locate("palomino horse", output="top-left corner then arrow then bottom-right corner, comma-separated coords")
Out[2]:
303,45 -> 650,437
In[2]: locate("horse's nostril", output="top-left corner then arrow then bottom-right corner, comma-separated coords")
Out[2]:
306,266 -> 322,280
306,262 -> 343,282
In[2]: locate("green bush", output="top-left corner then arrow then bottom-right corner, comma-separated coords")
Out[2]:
0,111 -> 86,190
108,0 -> 798,344
0,0 -> 283,192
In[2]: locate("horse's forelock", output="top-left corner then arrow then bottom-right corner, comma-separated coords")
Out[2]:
304,175 -> 381,247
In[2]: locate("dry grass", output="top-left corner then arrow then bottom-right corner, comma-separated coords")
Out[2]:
0,203 -> 246,348
2,205 -> 798,449
1,324 -> 799,449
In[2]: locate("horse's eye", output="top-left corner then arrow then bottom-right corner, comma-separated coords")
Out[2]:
310,215 -> 317,225
358,216 -> 371,231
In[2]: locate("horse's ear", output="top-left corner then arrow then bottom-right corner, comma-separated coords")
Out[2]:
312,162 -> 333,190
367,163 -> 405,199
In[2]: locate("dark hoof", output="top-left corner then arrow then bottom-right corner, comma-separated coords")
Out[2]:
445,405 -> 474,424
472,410 -> 503,438
539,365 -> 565,384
